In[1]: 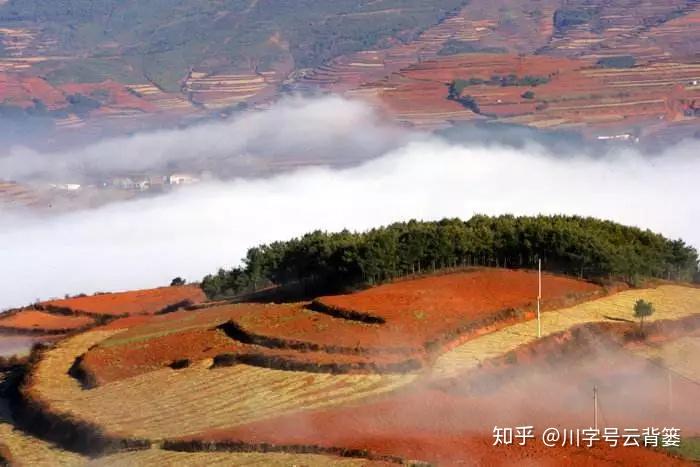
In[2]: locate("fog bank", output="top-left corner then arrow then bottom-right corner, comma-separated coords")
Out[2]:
0,96 -> 410,182
1,97 -> 698,310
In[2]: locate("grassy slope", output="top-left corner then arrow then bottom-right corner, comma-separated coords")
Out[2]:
664,437 -> 700,462
0,0 -> 466,91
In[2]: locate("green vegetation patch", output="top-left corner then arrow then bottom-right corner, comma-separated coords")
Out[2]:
553,8 -> 597,29
202,215 -> 700,300
662,437 -> 700,461
36,58 -> 145,85
449,75 -> 550,90
437,40 -> 507,56
596,56 -> 636,69
0,0 -> 468,90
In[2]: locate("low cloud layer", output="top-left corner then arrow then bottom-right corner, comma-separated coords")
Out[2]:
0,96 -> 410,182
1,97 -> 699,310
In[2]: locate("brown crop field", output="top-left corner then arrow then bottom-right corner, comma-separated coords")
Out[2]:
42,285 -> 206,317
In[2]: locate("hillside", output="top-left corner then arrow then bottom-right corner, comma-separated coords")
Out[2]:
0,215 -> 699,464
0,0 -> 698,139
0,0 -> 465,131
201,215 -> 700,300
2,272 -> 699,464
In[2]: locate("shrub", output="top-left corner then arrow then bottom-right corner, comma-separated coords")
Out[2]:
596,56 -> 636,69
554,9 -> 596,29
170,277 -> 186,286
437,40 -> 507,56
633,299 -> 655,335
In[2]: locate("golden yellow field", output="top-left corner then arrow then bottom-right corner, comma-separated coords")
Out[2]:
432,285 -> 700,378
0,421 -> 85,467
26,331 -> 417,440
13,284 -> 700,465
89,448 -> 385,466
0,427 -> 379,467
632,336 -> 700,384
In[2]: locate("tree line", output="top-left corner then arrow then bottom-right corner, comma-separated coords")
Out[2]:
201,215 -> 700,299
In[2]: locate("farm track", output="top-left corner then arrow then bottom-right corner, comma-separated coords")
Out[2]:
434,285 -> 700,378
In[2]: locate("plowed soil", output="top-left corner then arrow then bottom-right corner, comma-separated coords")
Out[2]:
43,285 -> 206,316
79,306 -> 421,385
0,309 -> 94,332
187,321 -> 700,466
316,269 -> 601,347
78,270 -> 601,384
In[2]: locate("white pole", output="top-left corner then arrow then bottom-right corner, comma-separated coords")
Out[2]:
593,385 -> 598,430
668,370 -> 673,413
537,258 -> 542,338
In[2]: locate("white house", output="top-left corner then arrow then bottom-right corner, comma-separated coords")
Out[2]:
169,173 -> 200,185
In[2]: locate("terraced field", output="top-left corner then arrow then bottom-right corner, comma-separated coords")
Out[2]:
0,285 -> 207,364
0,419 -> 85,466
25,330 -> 416,440
8,274 -> 700,464
433,285 -> 700,378
73,270 -> 600,385
184,67 -> 291,108
79,304 -> 423,385
633,335 -> 700,384
0,182 -> 43,209
315,269 -> 601,348
298,0 -> 700,134
91,449 -> 385,466
43,285 -> 206,317
1,0 -> 697,139
0,309 -> 93,333
199,317 -> 700,465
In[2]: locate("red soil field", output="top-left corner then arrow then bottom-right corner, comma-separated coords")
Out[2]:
0,309 -> 94,332
43,285 -> 206,317
219,304 -> 421,354
76,270 -> 601,385
79,303 -> 421,385
186,321 -> 700,466
80,327 -> 239,385
81,329 -> 419,386
0,73 -> 67,109
316,269 -> 601,347
359,48 -> 700,131
59,81 -> 158,114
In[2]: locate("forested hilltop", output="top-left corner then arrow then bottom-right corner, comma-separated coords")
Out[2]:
201,215 -> 700,299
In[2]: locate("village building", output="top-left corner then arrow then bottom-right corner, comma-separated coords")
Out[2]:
168,173 -> 200,185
